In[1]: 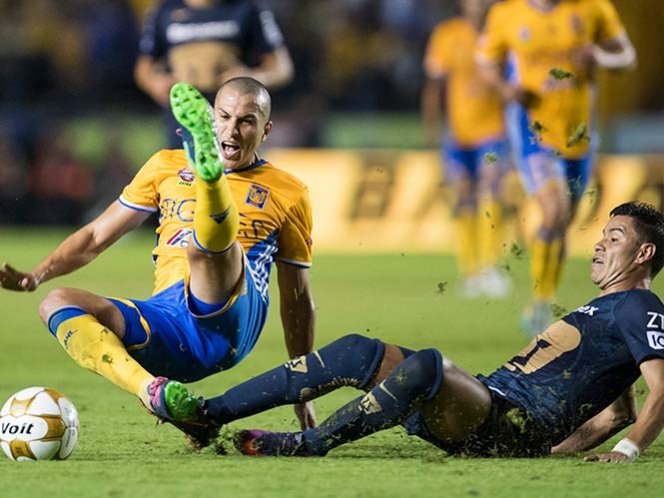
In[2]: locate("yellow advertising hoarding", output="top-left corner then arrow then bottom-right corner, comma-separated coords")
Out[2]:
265,148 -> 664,257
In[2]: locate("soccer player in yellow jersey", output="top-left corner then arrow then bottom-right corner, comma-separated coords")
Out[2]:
422,0 -> 511,298
476,0 -> 636,333
0,78 -> 316,444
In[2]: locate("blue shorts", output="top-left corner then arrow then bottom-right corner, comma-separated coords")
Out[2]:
107,267 -> 268,383
506,103 -> 594,203
442,138 -> 510,183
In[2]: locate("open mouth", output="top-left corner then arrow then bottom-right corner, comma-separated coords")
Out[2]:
592,257 -> 603,265
221,142 -> 241,159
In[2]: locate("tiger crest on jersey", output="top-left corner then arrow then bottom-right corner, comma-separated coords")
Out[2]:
246,184 -> 270,209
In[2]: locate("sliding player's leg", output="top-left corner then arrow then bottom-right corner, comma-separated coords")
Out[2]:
237,349 -> 491,456
204,334 -> 412,425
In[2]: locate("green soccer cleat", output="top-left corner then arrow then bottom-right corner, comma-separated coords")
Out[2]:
170,82 -> 223,183
147,377 -> 200,421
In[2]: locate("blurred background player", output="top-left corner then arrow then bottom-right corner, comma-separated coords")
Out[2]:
0,79 -> 316,430
476,0 -> 636,333
421,0 -> 512,299
135,0 -> 294,148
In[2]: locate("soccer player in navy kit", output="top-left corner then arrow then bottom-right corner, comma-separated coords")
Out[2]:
178,202 -> 664,462
135,0 -> 293,147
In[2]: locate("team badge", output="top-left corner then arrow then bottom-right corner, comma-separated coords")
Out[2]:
171,8 -> 190,22
246,184 -> 270,209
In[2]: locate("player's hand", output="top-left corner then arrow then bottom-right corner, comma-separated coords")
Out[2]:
294,401 -> 316,430
584,451 -> 632,463
0,263 -> 39,292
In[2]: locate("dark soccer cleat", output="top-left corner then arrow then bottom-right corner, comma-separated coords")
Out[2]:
170,82 -> 223,183
159,413 -> 222,450
235,429 -> 307,457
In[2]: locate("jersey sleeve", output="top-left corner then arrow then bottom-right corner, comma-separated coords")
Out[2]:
138,1 -> 167,58
118,152 -> 163,213
276,188 -> 313,267
616,291 -> 664,365
475,4 -> 508,66
423,23 -> 452,79
594,0 -> 627,43
247,2 -> 285,55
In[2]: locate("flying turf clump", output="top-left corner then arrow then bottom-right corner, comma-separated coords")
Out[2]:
483,151 -> 498,165
566,122 -> 590,148
549,67 -> 574,80
528,120 -> 547,143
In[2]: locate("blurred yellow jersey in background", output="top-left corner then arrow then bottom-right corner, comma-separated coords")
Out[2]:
424,17 -> 505,147
476,0 -> 626,158
119,150 -> 313,295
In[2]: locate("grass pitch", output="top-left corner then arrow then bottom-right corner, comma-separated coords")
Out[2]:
0,228 -> 663,498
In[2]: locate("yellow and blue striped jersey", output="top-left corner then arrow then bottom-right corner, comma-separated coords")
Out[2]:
119,149 -> 313,295
425,17 -> 504,147
476,0 -> 626,157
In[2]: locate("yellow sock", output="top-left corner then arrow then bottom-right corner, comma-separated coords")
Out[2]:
455,210 -> 478,277
193,175 -> 239,253
55,314 -> 154,405
477,199 -> 504,269
547,241 -> 565,297
530,237 -> 563,300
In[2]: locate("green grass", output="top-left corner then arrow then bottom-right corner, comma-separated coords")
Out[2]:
0,228 -> 663,498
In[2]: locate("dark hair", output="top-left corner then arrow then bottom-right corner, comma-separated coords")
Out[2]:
610,202 -> 664,277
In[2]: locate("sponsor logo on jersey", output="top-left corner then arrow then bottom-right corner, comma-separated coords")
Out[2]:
178,168 -> 195,184
646,312 -> 664,329
519,26 -> 531,42
575,305 -> 599,316
246,184 -> 270,209
647,331 -> 664,350
166,228 -> 193,248
167,21 -> 240,44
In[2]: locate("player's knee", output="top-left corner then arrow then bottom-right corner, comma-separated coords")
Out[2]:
320,333 -> 384,389
393,348 -> 443,402
39,288 -> 78,324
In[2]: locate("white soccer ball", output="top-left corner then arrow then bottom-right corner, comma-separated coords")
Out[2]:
0,387 -> 79,461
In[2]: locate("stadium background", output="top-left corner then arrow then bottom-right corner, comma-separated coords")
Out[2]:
1,1 -> 664,497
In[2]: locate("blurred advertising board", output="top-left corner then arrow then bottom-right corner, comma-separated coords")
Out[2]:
266,148 -> 664,257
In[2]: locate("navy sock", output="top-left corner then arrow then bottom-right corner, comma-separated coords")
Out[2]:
301,348 -> 443,456
205,334 -> 385,424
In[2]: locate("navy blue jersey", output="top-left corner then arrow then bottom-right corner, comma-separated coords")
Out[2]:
479,289 -> 664,445
139,0 -> 284,92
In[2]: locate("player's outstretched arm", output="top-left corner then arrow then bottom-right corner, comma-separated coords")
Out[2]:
551,386 -> 637,455
277,261 -> 317,429
0,201 -> 150,292
586,358 -> 664,463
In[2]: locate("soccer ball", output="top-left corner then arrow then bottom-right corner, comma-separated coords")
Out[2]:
0,387 -> 79,461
